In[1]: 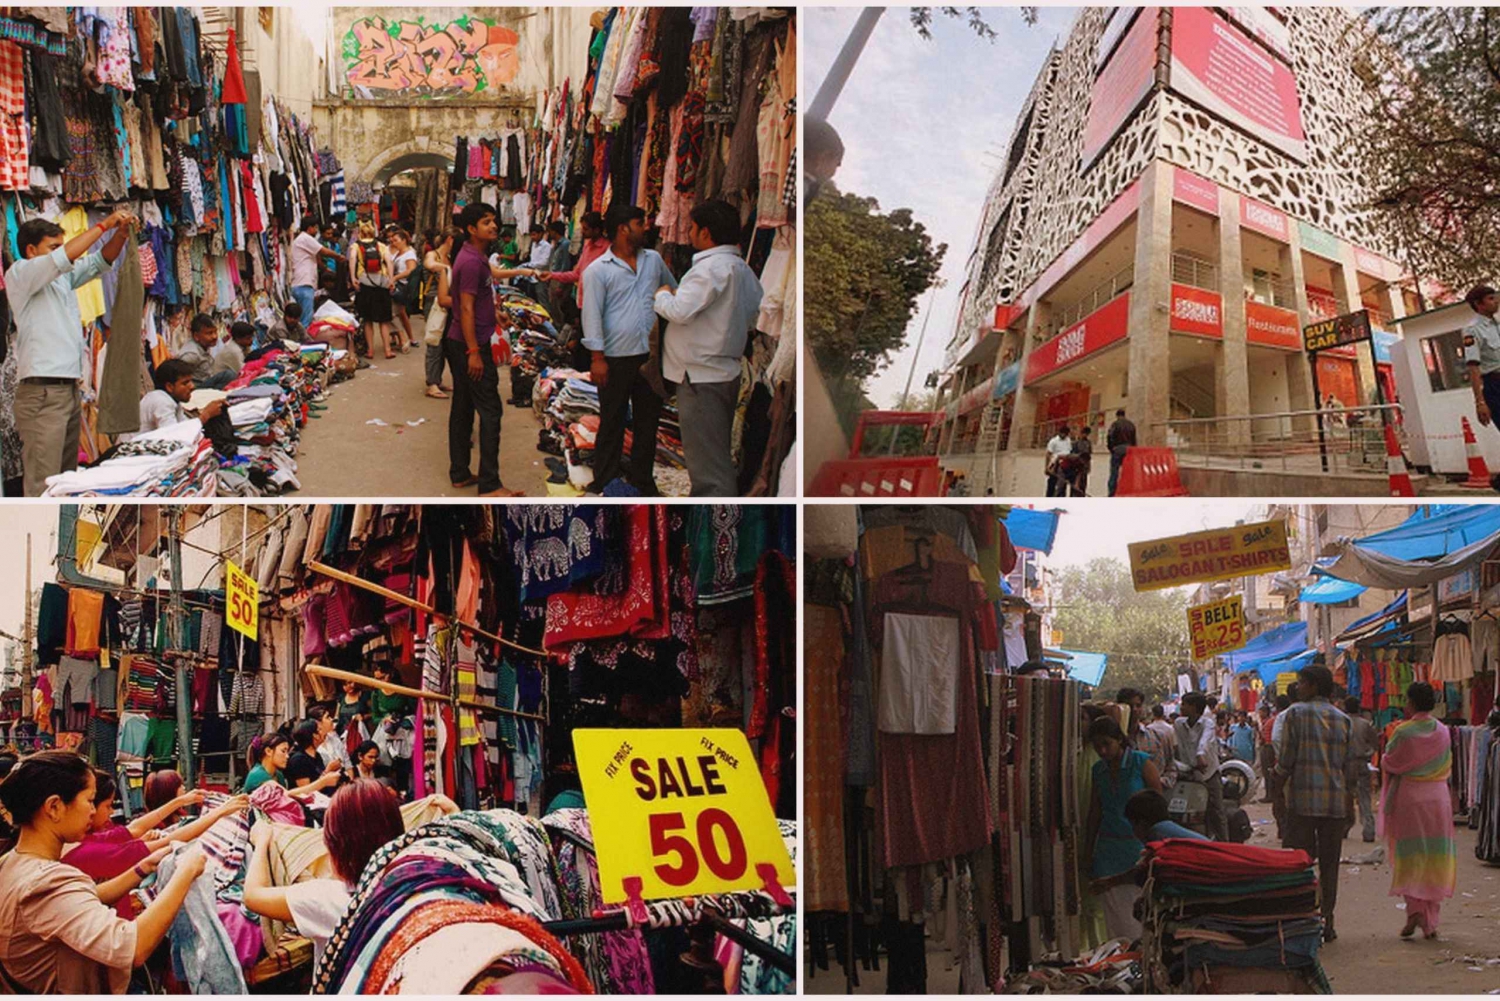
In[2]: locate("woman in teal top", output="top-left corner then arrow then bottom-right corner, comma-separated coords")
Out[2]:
243,734 -> 292,794
1085,715 -> 1162,941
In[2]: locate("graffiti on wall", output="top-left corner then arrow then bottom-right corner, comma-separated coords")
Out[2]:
342,16 -> 520,98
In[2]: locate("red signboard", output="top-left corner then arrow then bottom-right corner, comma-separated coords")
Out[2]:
1245,300 -> 1301,351
957,376 -> 997,416
1170,284 -> 1224,338
1018,179 -> 1143,311
1172,167 -> 1220,216
1354,246 -> 1398,281
1025,293 -> 1133,383
1170,7 -> 1307,162
994,303 -> 1023,331
1239,195 -> 1290,243
1083,8 -> 1160,169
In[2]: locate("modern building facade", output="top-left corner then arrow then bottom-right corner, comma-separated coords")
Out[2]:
933,7 -> 1434,465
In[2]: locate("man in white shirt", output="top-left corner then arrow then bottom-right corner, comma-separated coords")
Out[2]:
653,200 -> 763,497
1173,692 -> 1228,840
129,358 -> 224,441
1045,427 -> 1073,497
526,224 -> 553,269
290,216 -> 341,326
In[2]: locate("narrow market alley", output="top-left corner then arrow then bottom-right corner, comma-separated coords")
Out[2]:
294,350 -> 548,498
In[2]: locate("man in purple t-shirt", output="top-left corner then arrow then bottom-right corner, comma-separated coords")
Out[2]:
444,202 -> 521,495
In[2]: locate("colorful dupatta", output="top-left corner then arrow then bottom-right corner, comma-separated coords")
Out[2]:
1380,713 -> 1457,902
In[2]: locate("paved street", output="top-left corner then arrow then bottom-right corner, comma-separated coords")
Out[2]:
294,345 -> 550,497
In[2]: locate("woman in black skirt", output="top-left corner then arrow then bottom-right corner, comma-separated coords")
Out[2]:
351,222 -> 396,359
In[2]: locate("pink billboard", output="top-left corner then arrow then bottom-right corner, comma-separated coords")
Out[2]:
1082,8 -> 1160,170
1172,167 -> 1220,216
1169,6 -> 1307,163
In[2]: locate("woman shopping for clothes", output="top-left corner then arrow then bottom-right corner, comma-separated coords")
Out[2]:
351,222 -> 398,360
0,751 -> 209,993
1085,715 -> 1163,941
243,733 -> 338,799
1381,682 -> 1458,939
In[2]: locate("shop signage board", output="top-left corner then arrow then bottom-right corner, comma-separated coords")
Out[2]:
1024,292 -> 1132,382
993,362 -> 1021,400
1439,568 -> 1477,604
1221,6 -> 1292,63
1170,7 -> 1307,162
1128,518 -> 1292,592
1354,246 -> 1400,282
1304,310 -> 1372,353
1245,301 -> 1302,351
1083,7 -> 1160,169
994,303 -> 1024,331
225,559 -> 259,640
957,376 -> 996,416
573,728 -> 795,908
1187,595 -> 1247,659
1018,180 -> 1143,311
1239,195 -> 1290,242
1297,221 -> 1343,263
1170,284 -> 1224,338
1172,167 -> 1221,216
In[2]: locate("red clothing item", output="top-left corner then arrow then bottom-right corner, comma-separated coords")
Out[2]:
1260,713 -> 1275,745
1146,838 -> 1314,880
61,824 -> 151,918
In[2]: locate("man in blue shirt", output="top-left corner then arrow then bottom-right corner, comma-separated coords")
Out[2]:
581,204 -> 677,495
6,210 -> 136,496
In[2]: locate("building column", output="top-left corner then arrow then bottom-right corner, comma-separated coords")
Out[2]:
1010,302 -> 1050,452
1126,159 -> 1174,446
1282,229 -> 1318,436
1215,189 -> 1250,446
1335,245 -> 1380,408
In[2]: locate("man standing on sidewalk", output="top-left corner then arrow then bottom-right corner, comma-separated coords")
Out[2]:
1343,697 -> 1377,843
1045,426 -> 1072,497
1173,692 -> 1228,840
1106,408 -> 1137,496
6,210 -> 136,496
1276,665 -> 1352,942
290,216 -> 342,324
653,201 -> 763,497
582,204 -> 677,495
446,202 -> 521,497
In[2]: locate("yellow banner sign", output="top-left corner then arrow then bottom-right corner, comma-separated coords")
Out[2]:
225,559 -> 259,640
573,728 -> 795,905
1187,595 -> 1246,659
1128,518 -> 1292,592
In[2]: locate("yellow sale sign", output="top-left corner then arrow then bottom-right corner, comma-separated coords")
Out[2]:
1187,595 -> 1246,659
573,728 -> 794,905
1128,518 -> 1291,592
225,559 -> 258,640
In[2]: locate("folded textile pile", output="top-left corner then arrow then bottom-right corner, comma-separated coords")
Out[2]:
312,810 -> 588,995
42,420 -> 219,497
307,300 -> 358,343
1141,839 -> 1330,994
213,346 -> 329,494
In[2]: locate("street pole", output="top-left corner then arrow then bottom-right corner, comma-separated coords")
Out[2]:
21,534 -> 31,719
808,7 -> 885,122
890,288 -> 940,455
167,509 -> 194,789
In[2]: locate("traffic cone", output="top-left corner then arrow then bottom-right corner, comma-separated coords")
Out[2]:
1460,417 -> 1493,489
1384,423 -> 1415,497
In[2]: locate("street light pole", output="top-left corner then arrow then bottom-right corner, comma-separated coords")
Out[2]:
890,288 -> 940,455
808,7 -> 885,123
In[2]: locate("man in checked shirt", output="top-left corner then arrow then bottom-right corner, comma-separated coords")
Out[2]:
1275,664 -> 1352,943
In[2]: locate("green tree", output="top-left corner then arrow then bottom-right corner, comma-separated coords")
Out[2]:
806,185 -> 947,427
908,7 -> 1039,40
1355,7 -> 1500,292
1050,559 -> 1191,702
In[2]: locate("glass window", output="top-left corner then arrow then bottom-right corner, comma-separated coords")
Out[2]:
1421,330 -> 1469,393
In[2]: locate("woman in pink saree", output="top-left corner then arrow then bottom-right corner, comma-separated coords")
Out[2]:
1380,682 -> 1457,939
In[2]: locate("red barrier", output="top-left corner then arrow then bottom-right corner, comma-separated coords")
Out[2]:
1115,447 -> 1190,497
809,457 -> 944,497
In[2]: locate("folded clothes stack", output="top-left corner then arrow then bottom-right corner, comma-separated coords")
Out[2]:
1140,839 -> 1330,994
42,420 -> 220,497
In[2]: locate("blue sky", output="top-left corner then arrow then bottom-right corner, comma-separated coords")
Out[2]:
806,6 -> 1080,408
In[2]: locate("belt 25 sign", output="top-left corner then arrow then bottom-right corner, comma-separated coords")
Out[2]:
574,728 -> 794,912
225,559 -> 258,640
1187,595 -> 1247,659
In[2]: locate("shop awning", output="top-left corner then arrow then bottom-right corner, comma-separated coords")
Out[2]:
1298,574 -> 1367,605
1250,649 -> 1318,687
1335,591 -> 1408,644
1219,621 -> 1308,676
1000,507 -> 1061,554
1323,506 -> 1500,589
1060,649 -> 1108,687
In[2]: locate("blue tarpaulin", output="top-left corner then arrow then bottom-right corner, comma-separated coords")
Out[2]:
1060,649 -> 1108,687
1346,506 -> 1500,563
1299,575 -> 1367,604
1251,649 -> 1318,687
1001,508 -> 1060,554
1220,621 -> 1309,678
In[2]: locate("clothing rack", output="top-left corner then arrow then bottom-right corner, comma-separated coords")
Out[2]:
307,561 -> 550,658
305,664 -> 545,722
541,907 -> 795,975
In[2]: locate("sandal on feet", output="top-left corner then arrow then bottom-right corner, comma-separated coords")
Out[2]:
451,476 -> 479,489
426,387 -> 449,399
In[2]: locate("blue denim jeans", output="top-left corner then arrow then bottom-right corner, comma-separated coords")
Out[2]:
291,284 -> 316,326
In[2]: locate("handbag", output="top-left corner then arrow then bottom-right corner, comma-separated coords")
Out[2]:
425,304 -> 449,346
